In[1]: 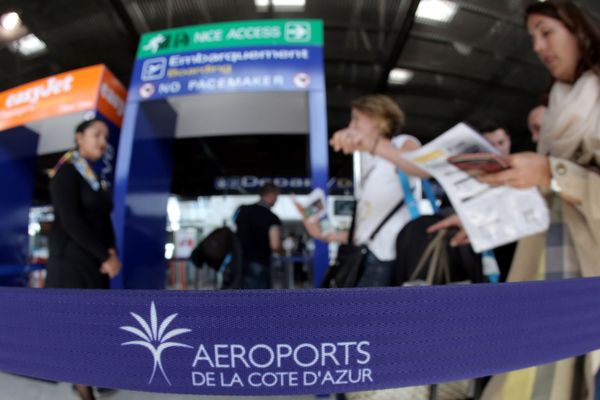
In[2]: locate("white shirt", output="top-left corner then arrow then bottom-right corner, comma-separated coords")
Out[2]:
353,135 -> 421,261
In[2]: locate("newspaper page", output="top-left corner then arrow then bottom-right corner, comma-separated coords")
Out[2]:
402,123 -> 550,253
293,188 -> 334,235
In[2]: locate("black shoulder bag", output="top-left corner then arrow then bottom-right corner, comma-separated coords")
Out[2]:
320,199 -> 405,288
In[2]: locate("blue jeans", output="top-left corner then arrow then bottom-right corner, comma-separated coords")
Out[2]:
356,251 -> 395,287
241,261 -> 271,289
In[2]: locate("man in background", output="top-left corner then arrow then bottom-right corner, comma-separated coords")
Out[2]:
480,122 -> 512,156
528,105 -> 546,144
235,183 -> 283,289
478,121 -> 515,281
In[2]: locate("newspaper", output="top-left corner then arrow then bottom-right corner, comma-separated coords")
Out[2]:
298,188 -> 327,221
403,123 -> 550,253
293,188 -> 334,235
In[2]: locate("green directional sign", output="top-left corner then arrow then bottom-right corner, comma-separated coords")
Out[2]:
284,21 -> 312,42
137,19 -> 323,58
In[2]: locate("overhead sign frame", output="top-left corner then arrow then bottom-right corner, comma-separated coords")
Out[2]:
113,19 -> 329,289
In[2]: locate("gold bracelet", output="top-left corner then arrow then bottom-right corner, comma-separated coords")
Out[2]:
369,136 -> 380,155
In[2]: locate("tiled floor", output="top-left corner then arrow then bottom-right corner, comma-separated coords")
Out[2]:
0,372 -> 329,400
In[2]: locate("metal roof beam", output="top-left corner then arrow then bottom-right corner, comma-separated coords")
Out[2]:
106,0 -> 140,52
375,0 -> 420,91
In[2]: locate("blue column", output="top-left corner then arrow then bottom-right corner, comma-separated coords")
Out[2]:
112,100 -> 177,289
0,127 -> 39,285
308,90 -> 329,287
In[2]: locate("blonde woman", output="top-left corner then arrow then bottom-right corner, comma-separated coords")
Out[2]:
301,94 -> 421,287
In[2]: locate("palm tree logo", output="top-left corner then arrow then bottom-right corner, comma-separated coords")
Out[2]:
120,301 -> 192,385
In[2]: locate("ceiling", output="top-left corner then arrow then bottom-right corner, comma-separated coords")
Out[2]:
2,0 -> 600,201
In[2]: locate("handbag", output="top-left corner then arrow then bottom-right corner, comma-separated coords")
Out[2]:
402,228 -> 451,286
320,242 -> 367,289
320,198 -> 405,288
394,215 -> 484,286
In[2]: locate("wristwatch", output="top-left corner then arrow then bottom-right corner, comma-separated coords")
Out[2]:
550,162 -> 567,193
550,177 -> 562,193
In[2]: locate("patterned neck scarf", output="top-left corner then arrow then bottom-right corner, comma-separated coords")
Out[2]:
50,150 -> 103,191
539,70 -> 600,166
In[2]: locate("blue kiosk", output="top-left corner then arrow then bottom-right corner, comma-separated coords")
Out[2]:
113,19 -> 329,289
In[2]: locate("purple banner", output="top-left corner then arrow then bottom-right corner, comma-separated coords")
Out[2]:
1,278 -> 600,395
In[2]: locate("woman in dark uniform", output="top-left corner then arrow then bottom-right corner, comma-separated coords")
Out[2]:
45,118 -> 121,400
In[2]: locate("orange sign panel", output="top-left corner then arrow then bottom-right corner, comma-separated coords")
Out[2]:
97,68 -> 127,127
0,64 -> 126,131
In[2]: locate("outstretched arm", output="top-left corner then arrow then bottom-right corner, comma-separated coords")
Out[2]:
329,128 -> 429,177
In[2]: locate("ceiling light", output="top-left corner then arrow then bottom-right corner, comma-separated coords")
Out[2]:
388,68 -> 414,85
416,0 -> 458,24
273,0 -> 305,6
1,12 -> 21,31
452,41 -> 472,56
10,33 -> 47,56
255,0 -> 306,12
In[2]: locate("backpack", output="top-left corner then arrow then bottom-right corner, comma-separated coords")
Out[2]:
190,227 -> 243,289
190,227 -> 235,270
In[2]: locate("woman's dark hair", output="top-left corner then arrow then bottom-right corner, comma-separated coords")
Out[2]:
477,120 -> 502,134
526,1 -> 600,80
75,118 -> 104,135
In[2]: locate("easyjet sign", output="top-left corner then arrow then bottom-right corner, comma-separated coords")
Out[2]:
5,75 -> 74,108
0,65 -> 127,131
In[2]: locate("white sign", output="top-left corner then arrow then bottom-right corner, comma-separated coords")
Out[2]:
174,228 -> 197,259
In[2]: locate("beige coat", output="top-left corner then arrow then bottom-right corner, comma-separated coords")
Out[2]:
483,157 -> 600,400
